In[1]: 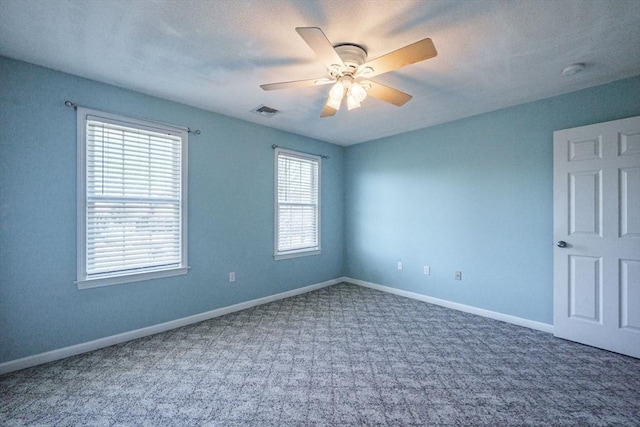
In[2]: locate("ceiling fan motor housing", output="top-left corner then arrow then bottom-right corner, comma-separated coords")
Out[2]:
333,44 -> 367,75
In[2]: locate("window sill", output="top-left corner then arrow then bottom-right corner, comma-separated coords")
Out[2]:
274,249 -> 321,261
76,266 -> 189,290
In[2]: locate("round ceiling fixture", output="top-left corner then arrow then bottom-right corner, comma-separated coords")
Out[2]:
562,63 -> 586,77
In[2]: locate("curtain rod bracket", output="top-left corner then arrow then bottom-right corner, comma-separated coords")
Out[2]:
65,100 -> 78,109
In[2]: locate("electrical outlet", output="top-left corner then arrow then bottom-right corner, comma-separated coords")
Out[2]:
229,272 -> 235,282
424,266 -> 430,275
397,261 -> 403,270
454,271 -> 462,280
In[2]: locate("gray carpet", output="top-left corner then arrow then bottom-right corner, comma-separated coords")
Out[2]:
1,283 -> 639,426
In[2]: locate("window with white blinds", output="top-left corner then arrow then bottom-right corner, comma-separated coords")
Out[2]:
77,108 -> 188,288
274,148 -> 321,259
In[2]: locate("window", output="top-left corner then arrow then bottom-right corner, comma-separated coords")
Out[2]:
274,148 -> 321,259
77,108 -> 188,289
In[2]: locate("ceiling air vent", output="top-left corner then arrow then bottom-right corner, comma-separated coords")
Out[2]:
251,105 -> 280,118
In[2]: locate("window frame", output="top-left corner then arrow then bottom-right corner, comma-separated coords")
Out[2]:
274,147 -> 321,260
76,107 -> 188,289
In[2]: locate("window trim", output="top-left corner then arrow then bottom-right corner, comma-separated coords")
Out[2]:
274,147 -> 321,260
76,107 -> 188,289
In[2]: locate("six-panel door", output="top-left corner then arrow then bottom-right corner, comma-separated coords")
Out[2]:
553,116 -> 640,358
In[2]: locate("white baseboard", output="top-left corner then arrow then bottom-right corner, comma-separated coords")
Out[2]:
0,276 -> 552,375
345,277 -> 554,334
0,278 -> 343,375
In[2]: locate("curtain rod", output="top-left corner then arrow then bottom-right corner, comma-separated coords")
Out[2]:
64,100 -> 201,135
272,144 -> 329,159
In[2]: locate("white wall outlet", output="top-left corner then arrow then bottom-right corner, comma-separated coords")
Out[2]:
397,261 -> 403,270
424,266 -> 430,275
229,272 -> 235,282
454,271 -> 462,280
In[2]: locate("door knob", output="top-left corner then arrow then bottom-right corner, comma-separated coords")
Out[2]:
557,241 -> 568,248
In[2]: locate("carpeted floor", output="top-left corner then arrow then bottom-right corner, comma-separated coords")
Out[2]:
1,282 -> 639,426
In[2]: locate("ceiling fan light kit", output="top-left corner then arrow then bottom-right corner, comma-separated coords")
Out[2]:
261,27 -> 437,118
329,80 -> 347,101
326,94 -> 342,110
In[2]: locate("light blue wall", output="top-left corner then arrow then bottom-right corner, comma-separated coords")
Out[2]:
0,57 -> 345,363
2,54 -> 639,365
344,75 -> 640,324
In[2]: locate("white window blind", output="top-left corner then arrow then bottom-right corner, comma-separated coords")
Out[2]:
275,148 -> 321,259
77,108 -> 188,288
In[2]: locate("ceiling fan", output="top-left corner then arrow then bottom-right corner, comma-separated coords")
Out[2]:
260,27 -> 437,117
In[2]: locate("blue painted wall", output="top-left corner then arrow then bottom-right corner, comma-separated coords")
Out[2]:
2,53 -> 639,364
344,75 -> 640,324
0,57 -> 345,363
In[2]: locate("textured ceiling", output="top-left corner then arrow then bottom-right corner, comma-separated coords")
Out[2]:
1,0 -> 639,145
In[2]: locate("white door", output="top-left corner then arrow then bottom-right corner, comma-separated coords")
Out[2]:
553,116 -> 640,358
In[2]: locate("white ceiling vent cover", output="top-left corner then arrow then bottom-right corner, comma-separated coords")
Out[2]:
251,105 -> 280,118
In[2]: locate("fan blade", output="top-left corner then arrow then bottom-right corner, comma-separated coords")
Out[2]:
296,27 -> 345,71
320,101 -> 338,118
358,38 -> 437,78
260,78 -> 333,91
365,81 -> 412,106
